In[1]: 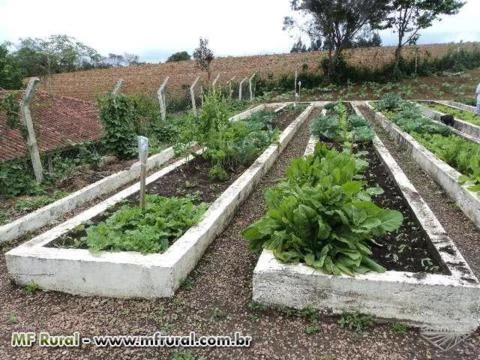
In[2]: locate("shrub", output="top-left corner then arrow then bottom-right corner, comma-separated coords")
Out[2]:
98,94 -> 138,159
175,90 -> 279,179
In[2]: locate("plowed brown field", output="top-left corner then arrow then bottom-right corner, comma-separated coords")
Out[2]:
39,43 -> 479,102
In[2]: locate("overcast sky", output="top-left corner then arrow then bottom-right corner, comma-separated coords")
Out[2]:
0,0 -> 479,62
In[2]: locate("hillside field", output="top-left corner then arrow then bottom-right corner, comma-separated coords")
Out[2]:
39,43 -> 479,103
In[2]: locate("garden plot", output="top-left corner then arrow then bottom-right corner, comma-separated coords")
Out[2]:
418,101 -> 480,140
6,103 -> 314,298
250,102 -> 480,333
363,98 -> 480,230
0,104 -> 267,244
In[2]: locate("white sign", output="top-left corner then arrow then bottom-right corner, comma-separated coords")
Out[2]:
138,136 -> 149,155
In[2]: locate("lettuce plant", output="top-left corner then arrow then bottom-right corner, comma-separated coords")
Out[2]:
243,144 -> 403,276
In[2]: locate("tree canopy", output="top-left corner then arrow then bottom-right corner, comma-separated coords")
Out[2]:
166,51 -> 191,62
284,0 -> 390,79
193,38 -> 214,81
387,0 -> 465,70
0,43 -> 23,89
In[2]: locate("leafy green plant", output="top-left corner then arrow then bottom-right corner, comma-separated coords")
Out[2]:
15,191 -> 69,211
81,195 -> 207,254
169,352 -> 203,360
242,143 -> 403,276
338,312 -> 374,333
98,93 -> 138,159
0,209 -> 6,225
311,103 -> 373,145
23,281 -> 40,295
0,160 -> 43,198
376,95 -> 480,192
391,322 -> 408,335
176,90 -> 279,180
375,93 -> 403,112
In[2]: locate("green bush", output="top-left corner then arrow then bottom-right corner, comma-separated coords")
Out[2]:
98,94 -> 138,159
242,143 -> 403,276
176,90 -> 279,179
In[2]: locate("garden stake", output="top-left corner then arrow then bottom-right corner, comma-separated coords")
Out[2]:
138,136 -> 149,209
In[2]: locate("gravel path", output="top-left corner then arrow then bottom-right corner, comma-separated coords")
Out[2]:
1,115 -> 480,360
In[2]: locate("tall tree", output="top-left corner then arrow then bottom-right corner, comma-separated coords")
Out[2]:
388,0 -> 465,72
0,43 -> 23,89
193,38 -> 214,81
14,35 -> 103,76
284,0 -> 390,79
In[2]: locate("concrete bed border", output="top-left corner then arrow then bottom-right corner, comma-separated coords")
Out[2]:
363,101 -> 480,230
253,102 -> 480,332
417,100 -> 480,142
0,105 -> 270,244
438,100 -> 476,113
6,103 -> 314,299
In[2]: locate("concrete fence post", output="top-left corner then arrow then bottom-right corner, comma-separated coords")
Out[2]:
190,76 -> 200,116
158,76 -> 169,122
249,73 -> 256,101
112,79 -> 124,95
238,76 -> 248,101
212,73 -> 220,89
21,78 -> 44,183
227,76 -> 236,99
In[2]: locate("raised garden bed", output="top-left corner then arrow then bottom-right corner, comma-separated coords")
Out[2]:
6,103 -> 314,298
251,102 -> 480,333
364,100 -> 480,230
0,104 -> 269,244
418,101 -> 480,141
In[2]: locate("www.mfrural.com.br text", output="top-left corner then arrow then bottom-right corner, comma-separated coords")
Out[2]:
11,331 -> 252,348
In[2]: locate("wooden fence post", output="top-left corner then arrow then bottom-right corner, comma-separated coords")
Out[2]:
158,76 -> 169,122
190,76 -> 200,116
21,77 -> 44,183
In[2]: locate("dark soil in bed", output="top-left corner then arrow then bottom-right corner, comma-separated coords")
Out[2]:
49,108 -> 302,249
358,142 -> 445,274
274,106 -> 306,131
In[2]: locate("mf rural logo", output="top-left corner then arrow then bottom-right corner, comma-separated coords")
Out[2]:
11,332 -> 81,347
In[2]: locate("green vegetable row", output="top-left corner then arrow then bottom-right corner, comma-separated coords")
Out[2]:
242,143 -> 403,276
375,94 -> 480,193
311,102 -> 374,145
175,91 -> 280,181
